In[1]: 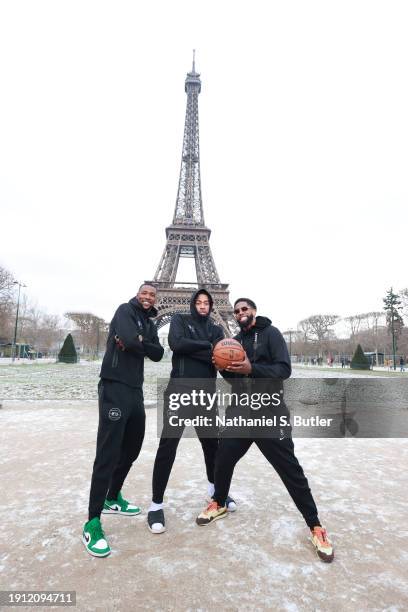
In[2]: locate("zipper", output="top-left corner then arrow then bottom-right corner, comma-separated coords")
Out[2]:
253,332 -> 258,356
112,346 -> 119,368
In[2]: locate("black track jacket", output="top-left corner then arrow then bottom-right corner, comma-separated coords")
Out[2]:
100,298 -> 164,389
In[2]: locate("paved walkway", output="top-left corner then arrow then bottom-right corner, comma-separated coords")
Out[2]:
1,400 -> 407,611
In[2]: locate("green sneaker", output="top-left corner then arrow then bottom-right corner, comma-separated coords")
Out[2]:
82,517 -> 111,557
102,491 -> 141,516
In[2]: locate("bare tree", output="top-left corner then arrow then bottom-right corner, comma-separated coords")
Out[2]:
0,264 -> 16,339
360,311 -> 385,365
36,314 -> 63,352
7,294 -> 65,354
343,314 -> 365,338
298,319 -> 312,343
282,329 -> 298,356
65,312 -> 108,357
300,314 -> 339,342
298,314 -> 339,356
363,311 -> 385,331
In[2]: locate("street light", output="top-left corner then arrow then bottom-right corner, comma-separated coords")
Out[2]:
12,281 -> 27,362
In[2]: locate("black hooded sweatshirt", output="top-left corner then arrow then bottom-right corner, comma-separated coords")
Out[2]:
222,316 -> 291,385
168,289 -> 224,381
100,297 -> 164,389
221,316 -> 292,421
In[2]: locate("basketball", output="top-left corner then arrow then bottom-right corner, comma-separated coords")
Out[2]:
213,339 -> 246,370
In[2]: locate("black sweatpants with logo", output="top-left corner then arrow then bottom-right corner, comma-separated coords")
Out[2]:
213,437 -> 321,529
88,379 -> 145,521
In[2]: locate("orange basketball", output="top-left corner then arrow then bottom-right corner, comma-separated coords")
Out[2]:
213,338 -> 246,370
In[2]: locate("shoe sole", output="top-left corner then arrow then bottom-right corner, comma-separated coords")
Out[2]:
311,540 -> 334,563
101,508 -> 142,516
316,549 -> 334,563
81,535 -> 111,558
147,523 -> 166,534
196,511 -> 227,526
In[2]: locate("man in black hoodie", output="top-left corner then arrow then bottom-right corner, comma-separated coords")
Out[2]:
147,289 -> 236,534
82,284 -> 164,557
196,297 -> 334,563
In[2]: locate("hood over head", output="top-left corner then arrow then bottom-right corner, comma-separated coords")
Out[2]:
190,289 -> 214,320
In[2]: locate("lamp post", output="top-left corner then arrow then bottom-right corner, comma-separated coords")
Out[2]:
11,281 -> 26,362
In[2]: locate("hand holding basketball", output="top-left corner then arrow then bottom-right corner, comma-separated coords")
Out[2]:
226,353 -> 252,374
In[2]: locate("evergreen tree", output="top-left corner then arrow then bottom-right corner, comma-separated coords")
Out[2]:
58,333 -> 78,363
383,287 -> 404,370
351,344 -> 370,370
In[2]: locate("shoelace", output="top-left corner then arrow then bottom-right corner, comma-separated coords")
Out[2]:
206,501 -> 219,512
314,528 -> 329,545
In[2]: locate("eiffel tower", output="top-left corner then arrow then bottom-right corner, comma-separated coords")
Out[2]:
145,53 -> 236,335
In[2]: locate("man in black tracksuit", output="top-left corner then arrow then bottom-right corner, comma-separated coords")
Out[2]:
147,289 -> 236,534
196,297 -> 334,563
82,284 -> 164,557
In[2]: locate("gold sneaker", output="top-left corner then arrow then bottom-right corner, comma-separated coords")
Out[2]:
310,526 -> 334,563
196,501 -> 227,526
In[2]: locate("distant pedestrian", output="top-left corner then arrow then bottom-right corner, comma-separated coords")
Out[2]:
341,357 -> 345,368
400,357 -> 405,372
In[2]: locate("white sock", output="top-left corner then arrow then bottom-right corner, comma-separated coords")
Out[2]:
149,502 -> 163,512
207,482 -> 215,498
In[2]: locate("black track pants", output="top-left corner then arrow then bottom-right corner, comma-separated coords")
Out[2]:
88,380 -> 145,520
213,437 -> 320,529
152,431 -> 219,504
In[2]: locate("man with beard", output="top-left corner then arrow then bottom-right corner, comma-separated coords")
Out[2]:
195,298 -> 334,563
82,284 -> 164,557
147,289 -> 236,534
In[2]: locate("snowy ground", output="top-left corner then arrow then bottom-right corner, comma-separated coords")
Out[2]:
0,360 -> 172,402
1,362 -> 408,610
0,359 -> 399,402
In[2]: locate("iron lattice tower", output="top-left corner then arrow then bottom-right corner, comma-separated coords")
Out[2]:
146,54 -> 236,334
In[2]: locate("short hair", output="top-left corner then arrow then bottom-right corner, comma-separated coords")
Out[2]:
138,284 -> 156,292
234,297 -> 257,310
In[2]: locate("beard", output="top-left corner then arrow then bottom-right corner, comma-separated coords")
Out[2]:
238,313 -> 255,329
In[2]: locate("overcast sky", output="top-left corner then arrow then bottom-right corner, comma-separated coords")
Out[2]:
1,0 -> 407,333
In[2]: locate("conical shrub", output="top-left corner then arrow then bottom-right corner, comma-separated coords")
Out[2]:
58,333 -> 78,364
351,344 -> 370,370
